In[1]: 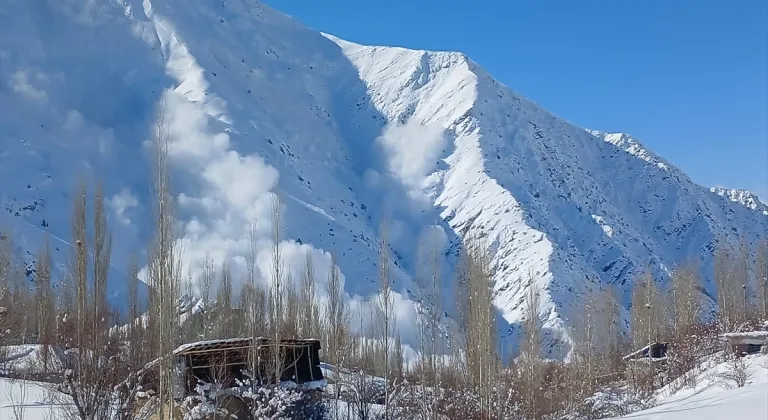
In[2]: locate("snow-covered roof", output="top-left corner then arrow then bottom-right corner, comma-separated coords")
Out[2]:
720,331 -> 768,346
622,343 -> 668,361
173,337 -> 321,355
721,331 -> 768,338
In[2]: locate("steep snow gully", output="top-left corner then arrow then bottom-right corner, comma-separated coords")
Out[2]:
0,0 -> 766,358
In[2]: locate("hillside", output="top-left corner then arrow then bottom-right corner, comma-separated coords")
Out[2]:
0,0 -> 766,358
609,353 -> 768,419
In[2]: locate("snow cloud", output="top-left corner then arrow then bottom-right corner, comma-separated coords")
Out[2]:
377,119 -> 446,190
107,189 -> 139,225
143,15 -> 295,294
345,289 -> 421,349
201,151 -> 278,212
141,19 -> 345,308
418,224 -> 449,252
360,120 -> 451,272
156,84 -> 428,349
161,92 -> 231,165
62,109 -> 116,157
153,68 -> 346,322
158,86 -> 280,290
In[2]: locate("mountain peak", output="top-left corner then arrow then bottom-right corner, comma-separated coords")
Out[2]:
587,130 -> 672,171
710,187 -> 767,213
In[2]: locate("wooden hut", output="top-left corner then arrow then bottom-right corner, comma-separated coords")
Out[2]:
623,342 -> 669,363
170,337 -> 324,399
720,331 -> 768,357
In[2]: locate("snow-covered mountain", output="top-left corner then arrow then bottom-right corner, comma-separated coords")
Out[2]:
1,0 -> 766,358
709,187 -> 768,214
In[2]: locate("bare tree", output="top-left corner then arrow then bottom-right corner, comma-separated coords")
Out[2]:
299,250 -> 320,339
56,274 -> 77,349
735,240 -> 751,324
215,261 -> 234,338
146,100 -> 183,418
714,243 -> 739,331
53,182 -> 146,420
195,253 -> 217,340
670,262 -> 703,336
33,239 -> 54,374
0,231 -> 11,351
92,180 -> 113,349
629,270 -> 667,391
345,366 -> 380,420
268,193 -> 286,385
0,231 -> 12,357
324,252 -> 350,416
0,229 -> 11,293
56,352 -> 138,420
572,286 -> 600,396
244,216 -> 262,391
199,253 -> 216,305
600,284 -> 624,373
456,234 -> 497,417
392,334 -> 404,380
55,328 -> 151,420
757,239 -> 768,320
416,230 -> 443,374
282,272 -> 300,338
2,256 -> 31,346
71,179 -> 89,352
127,255 -> 143,369
414,230 -> 444,420
666,263 -> 707,392
376,221 -> 395,419
519,279 -> 542,419
630,271 -> 666,349
208,353 -> 236,418
718,353 -> 753,388
343,313 -> 381,420
324,254 -> 349,362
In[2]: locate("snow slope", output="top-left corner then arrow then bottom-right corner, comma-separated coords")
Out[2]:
616,382 -> 768,419
613,354 -> 768,419
1,0 -> 767,358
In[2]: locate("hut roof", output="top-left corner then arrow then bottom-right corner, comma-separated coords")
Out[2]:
173,337 -> 321,356
622,342 -> 668,362
720,331 -> 768,346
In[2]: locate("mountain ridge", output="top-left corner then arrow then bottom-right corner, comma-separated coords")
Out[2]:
710,187 -> 767,214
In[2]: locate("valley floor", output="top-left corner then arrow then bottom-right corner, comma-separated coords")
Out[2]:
1,351 -> 767,419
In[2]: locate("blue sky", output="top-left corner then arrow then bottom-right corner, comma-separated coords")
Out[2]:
266,0 -> 768,200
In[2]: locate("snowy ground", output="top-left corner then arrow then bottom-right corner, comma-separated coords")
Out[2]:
1,354 -> 767,419
0,376 -> 69,420
613,354 -> 768,419
0,374 -> 379,420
